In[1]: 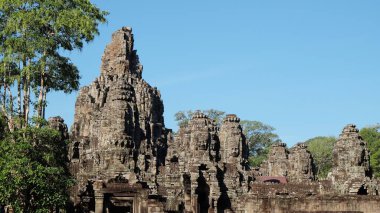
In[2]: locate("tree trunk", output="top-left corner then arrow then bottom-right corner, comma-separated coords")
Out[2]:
1,62 -> 14,132
42,88 -> 47,119
7,86 -> 14,132
37,73 -> 44,118
37,51 -> 46,119
23,58 -> 31,127
2,81 -> 5,111
17,77 -> 22,127
22,62 -> 27,126
25,78 -> 30,125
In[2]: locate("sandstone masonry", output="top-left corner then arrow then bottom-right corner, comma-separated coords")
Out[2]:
68,27 -> 380,213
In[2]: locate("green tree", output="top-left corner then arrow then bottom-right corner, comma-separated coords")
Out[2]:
174,110 -> 194,127
305,136 -> 336,179
0,120 -> 74,212
359,125 -> 380,178
241,120 -> 281,167
0,1 -> 107,211
0,0 -> 108,129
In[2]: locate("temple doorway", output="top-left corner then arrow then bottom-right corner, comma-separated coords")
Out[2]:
108,205 -> 132,213
357,185 -> 368,195
106,195 -> 134,213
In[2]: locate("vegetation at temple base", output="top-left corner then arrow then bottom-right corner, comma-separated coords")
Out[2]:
0,0 -> 108,130
359,125 -> 380,178
0,0 -> 108,211
305,136 -> 336,179
0,119 -> 74,212
174,109 -> 281,167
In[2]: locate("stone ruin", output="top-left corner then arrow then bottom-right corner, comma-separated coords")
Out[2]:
259,142 -> 314,183
69,26 -> 169,212
66,27 -> 380,213
328,124 -> 378,195
161,112 -> 251,212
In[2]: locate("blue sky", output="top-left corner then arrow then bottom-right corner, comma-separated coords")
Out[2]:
46,0 -> 380,146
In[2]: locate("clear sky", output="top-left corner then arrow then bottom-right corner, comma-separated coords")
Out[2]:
46,0 -> 380,146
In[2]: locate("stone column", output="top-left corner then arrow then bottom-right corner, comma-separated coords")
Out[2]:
190,170 -> 199,213
94,192 -> 104,213
93,180 -> 104,213
138,190 -> 149,213
191,194 -> 198,213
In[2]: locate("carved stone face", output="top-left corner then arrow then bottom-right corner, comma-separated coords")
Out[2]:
190,118 -> 210,151
111,81 -> 135,102
225,125 -> 242,158
217,115 -> 246,164
198,132 -> 209,150
231,147 -> 239,157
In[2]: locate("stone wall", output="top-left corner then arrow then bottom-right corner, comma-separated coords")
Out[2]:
245,196 -> 380,213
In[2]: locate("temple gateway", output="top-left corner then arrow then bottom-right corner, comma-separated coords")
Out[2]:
65,27 -> 380,213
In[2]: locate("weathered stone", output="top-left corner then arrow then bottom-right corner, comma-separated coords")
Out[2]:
160,112 -> 250,212
48,116 -> 69,140
328,124 -> 373,195
68,27 -> 380,213
259,142 -> 315,183
69,27 -> 168,212
288,143 -> 315,182
259,142 -> 289,177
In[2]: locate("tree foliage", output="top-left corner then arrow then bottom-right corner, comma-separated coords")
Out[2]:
305,136 -> 336,179
0,0 -> 108,129
0,0 -> 107,211
359,125 -> 380,178
0,120 -> 74,212
174,109 -> 225,127
241,120 -> 281,167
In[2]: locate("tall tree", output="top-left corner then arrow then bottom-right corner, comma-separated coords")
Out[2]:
240,120 -> 281,167
305,136 -> 336,179
0,1 -> 107,211
0,0 -> 108,128
359,125 -> 380,178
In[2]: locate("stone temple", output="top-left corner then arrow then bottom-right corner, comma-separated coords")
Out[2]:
67,27 -> 380,213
